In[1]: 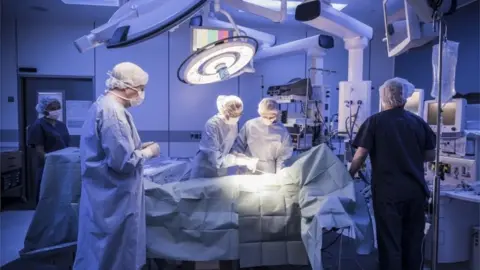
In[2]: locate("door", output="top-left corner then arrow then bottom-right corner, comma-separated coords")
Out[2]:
20,77 -> 94,202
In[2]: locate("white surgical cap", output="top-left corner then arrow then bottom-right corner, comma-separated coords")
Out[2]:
35,97 -> 60,113
216,95 -> 243,117
105,62 -> 149,90
258,98 -> 279,116
379,77 -> 415,108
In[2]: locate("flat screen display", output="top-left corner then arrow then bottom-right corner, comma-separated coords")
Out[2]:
404,92 -> 420,114
427,102 -> 456,125
192,27 -> 233,52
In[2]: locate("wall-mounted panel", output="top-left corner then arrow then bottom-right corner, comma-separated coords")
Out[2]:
16,21 -> 94,76
1,16 -> 19,138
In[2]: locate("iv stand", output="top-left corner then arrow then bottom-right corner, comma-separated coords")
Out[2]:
431,13 -> 444,270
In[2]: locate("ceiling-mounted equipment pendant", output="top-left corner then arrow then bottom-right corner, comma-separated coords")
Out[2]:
177,36 -> 259,85
74,0 -> 209,53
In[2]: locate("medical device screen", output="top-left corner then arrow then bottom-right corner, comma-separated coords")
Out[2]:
405,92 -> 420,114
191,27 -> 234,52
427,102 -> 456,125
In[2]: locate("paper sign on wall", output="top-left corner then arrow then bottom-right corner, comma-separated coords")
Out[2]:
37,91 -> 64,122
66,100 -> 92,135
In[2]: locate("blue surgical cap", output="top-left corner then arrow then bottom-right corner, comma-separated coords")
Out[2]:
35,97 -> 60,113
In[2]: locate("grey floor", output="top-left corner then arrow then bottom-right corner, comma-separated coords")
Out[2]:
0,200 -> 470,270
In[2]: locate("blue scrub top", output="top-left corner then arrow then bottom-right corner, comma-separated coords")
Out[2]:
28,117 -> 70,166
352,108 -> 436,201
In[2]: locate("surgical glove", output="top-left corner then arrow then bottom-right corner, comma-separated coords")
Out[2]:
245,158 -> 259,173
141,141 -> 156,149
235,156 -> 251,166
141,143 -> 160,159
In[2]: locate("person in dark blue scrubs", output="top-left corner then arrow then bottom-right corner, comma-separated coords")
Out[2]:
348,78 -> 436,270
28,97 -> 70,204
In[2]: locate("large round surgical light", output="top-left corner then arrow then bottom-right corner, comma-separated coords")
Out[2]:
177,36 -> 258,85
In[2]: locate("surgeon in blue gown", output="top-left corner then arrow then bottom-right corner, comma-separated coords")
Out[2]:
190,95 -> 258,179
28,97 -> 70,204
233,98 -> 293,174
74,62 -> 160,270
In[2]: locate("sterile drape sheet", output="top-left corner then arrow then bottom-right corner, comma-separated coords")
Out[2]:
21,145 -> 374,269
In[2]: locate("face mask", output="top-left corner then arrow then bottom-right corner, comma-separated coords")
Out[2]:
46,110 -> 61,120
129,90 -> 145,107
225,116 -> 240,125
110,88 -> 145,107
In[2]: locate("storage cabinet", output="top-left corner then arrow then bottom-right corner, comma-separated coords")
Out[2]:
1,150 -> 26,200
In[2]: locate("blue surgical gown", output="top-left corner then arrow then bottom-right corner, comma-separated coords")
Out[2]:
233,117 -> 293,173
190,114 -> 239,179
74,95 -> 146,270
27,117 -> 70,200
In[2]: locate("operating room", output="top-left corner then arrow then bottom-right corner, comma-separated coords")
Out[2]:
0,0 -> 479,270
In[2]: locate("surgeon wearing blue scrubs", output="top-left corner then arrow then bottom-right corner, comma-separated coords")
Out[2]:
233,98 -> 293,174
190,95 -> 258,179
28,97 -> 70,204
74,62 -> 160,270
349,78 -> 436,270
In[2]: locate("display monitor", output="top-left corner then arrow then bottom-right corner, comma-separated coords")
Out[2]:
191,26 -> 234,52
404,89 -> 424,115
423,98 -> 467,134
379,88 -> 424,116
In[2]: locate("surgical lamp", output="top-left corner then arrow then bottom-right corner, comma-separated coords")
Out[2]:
177,35 -> 258,85
73,0 -> 209,53
177,0 -> 259,85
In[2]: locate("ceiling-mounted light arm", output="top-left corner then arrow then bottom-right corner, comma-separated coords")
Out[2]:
214,0 -> 242,36
213,0 -> 256,72
74,9 -> 138,53
222,0 -> 288,23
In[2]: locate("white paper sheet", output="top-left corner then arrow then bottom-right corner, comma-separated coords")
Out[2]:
66,100 -> 92,135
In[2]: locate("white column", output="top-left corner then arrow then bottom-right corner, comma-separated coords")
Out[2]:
308,48 -> 326,87
344,36 -> 369,82
308,48 -> 331,128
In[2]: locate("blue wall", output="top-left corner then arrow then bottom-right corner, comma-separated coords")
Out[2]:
395,1 -> 480,101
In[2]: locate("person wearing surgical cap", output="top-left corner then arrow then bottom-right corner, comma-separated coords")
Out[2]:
190,95 -> 257,179
349,77 -> 436,270
232,98 -> 293,174
74,62 -> 160,270
27,97 -> 70,204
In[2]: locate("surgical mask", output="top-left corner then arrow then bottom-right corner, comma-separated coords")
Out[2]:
129,90 -> 145,107
110,88 -> 145,107
46,110 -> 61,120
225,116 -> 240,125
261,118 -> 275,126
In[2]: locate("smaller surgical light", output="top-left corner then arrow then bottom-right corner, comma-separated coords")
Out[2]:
178,36 -> 258,85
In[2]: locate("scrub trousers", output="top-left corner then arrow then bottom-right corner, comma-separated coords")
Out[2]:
373,196 -> 427,270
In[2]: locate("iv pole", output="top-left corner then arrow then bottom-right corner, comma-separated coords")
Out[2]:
431,12 -> 445,270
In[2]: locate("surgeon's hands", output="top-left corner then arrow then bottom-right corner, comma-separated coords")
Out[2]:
235,156 -> 259,172
245,157 -> 259,173
141,142 -> 160,159
141,141 -> 156,149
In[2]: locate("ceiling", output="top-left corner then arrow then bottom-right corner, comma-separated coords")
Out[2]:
2,0 -> 477,33
1,0 -> 385,30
